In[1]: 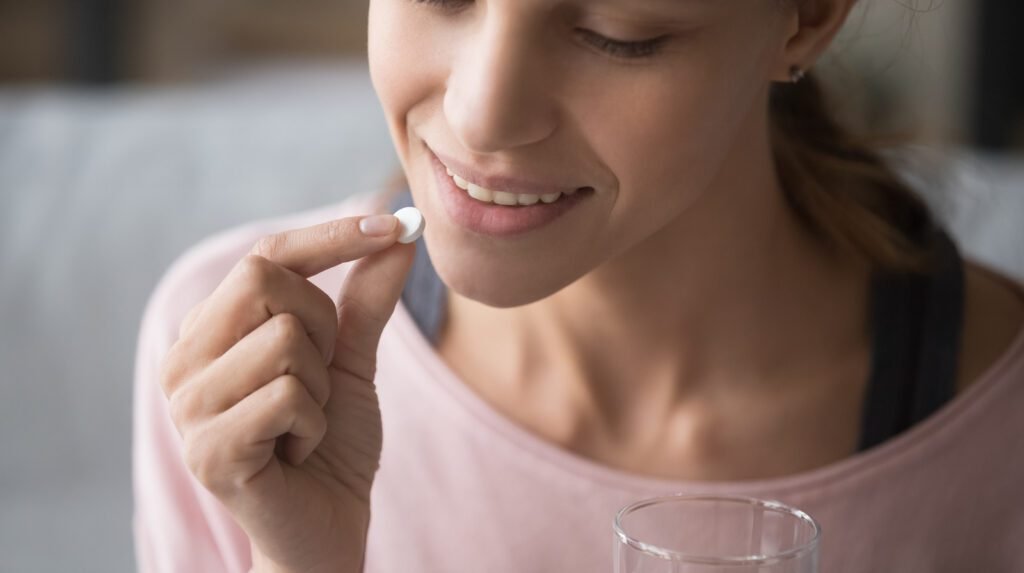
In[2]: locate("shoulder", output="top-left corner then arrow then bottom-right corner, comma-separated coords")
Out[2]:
956,261 -> 1024,394
139,191 -> 390,349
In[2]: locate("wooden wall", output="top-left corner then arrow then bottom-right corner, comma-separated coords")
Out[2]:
0,0 -> 369,83
0,0 -> 68,81
126,0 -> 369,82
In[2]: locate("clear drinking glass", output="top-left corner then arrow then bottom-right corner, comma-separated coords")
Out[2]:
613,495 -> 821,573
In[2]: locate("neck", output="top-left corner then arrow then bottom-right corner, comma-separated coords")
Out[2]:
436,112 -> 872,474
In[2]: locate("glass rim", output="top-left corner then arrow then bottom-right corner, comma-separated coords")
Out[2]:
613,494 -> 822,565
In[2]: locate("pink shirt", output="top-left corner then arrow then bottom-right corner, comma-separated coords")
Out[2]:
133,192 -> 1024,573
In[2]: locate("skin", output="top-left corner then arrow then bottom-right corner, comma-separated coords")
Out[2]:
162,216 -> 417,573
163,1 -> 1024,572
368,0 -> 1024,481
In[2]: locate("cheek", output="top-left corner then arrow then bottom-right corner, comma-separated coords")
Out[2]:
578,36 -> 773,236
368,1 -> 444,157
575,69 -> 739,236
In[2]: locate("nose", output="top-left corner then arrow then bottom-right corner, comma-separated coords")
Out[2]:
444,17 -> 558,153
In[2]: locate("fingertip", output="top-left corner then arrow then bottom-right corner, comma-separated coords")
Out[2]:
358,214 -> 400,238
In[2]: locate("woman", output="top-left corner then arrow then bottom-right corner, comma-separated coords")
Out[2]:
133,0 -> 1024,571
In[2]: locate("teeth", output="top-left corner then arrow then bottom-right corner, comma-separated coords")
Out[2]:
492,191 -> 519,206
447,165 -> 575,206
466,183 -> 493,202
517,193 -> 539,206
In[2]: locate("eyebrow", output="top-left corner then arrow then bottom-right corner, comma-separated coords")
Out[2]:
597,0 -> 715,7
583,0 -> 717,18
578,0 -> 717,27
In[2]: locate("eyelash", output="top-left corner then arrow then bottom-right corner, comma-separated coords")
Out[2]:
407,0 -> 668,61
576,29 -> 667,60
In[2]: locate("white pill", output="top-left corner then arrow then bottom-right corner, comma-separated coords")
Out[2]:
393,206 -> 425,244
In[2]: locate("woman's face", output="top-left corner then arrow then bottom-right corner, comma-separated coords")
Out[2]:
368,0 -> 793,307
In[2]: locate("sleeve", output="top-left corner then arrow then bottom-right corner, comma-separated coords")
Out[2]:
131,240 -> 255,573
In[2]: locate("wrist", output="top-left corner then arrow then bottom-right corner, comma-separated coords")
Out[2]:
244,497 -> 371,573
249,527 -> 367,573
251,552 -> 364,573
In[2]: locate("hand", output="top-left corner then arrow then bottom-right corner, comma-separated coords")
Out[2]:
159,213 -> 415,573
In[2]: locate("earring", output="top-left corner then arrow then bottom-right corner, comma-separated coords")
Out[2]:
789,65 -> 806,83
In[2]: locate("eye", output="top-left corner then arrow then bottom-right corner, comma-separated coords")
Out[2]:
577,29 -> 669,60
408,0 -> 470,10
407,0 -> 668,61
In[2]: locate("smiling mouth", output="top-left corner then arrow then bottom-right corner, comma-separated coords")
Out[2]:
443,165 -> 588,207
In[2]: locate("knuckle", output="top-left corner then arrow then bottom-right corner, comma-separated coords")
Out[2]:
251,233 -> 287,260
269,375 -> 305,409
269,313 -> 306,349
337,297 -> 387,334
237,255 -> 276,292
158,343 -> 189,396
320,219 -> 348,245
167,386 -> 200,428
167,393 -> 187,427
178,301 -> 204,339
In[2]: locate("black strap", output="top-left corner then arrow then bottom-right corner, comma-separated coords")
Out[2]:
858,230 -> 965,451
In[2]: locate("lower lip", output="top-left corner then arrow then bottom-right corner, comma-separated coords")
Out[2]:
428,149 -> 592,237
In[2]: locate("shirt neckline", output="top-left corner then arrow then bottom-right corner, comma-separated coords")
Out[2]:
359,190 -> 1024,495
388,287 -> 1024,497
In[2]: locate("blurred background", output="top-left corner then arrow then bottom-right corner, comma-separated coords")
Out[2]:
1,0 -> 1022,571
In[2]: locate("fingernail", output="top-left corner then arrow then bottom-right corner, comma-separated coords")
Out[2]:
359,214 -> 398,237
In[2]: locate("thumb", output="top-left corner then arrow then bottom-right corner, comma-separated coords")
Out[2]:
330,242 -> 416,381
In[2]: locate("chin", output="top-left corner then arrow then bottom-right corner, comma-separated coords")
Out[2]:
422,230 -> 583,308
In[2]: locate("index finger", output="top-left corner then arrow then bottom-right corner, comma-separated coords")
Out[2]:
249,214 -> 401,278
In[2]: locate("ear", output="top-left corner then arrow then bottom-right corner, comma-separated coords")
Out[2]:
771,0 -> 859,82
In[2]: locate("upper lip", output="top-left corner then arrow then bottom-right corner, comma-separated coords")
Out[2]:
430,148 -> 583,196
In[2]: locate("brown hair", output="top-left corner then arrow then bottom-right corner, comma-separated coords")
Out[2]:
769,65 -> 937,274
